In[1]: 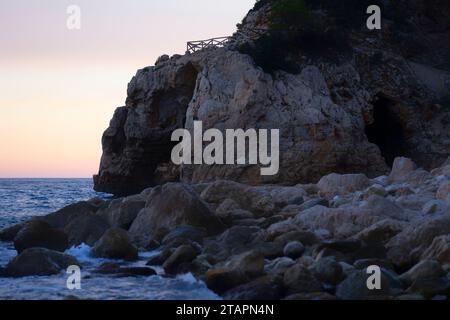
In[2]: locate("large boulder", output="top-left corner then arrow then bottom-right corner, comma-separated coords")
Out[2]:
386,215 -> 450,268
204,251 -> 264,293
335,270 -> 391,300
317,173 -> 371,198
163,244 -> 198,274
129,183 -> 224,247
42,201 -> 99,229
5,248 -> 79,277
0,223 -> 24,242
283,263 -> 323,294
437,181 -> 450,201
64,214 -> 109,247
388,157 -> 417,183
13,220 -> 68,253
98,195 -> 145,229
92,228 -> 138,261
421,235 -> 450,264
399,260 -> 445,286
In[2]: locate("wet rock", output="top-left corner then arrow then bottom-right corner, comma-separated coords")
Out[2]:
0,223 -> 24,242
203,226 -> 265,260
310,257 -> 344,285
317,173 -> 371,198
92,228 -> 138,261
161,225 -> 206,247
283,241 -> 305,259
146,248 -> 173,266
399,260 -> 445,286
204,251 -> 264,293
42,201 -> 99,229
129,183 -> 224,247
64,214 -> 109,247
99,196 -> 145,229
283,263 -> 322,294
389,157 -> 417,183
13,220 -> 68,253
163,244 -> 198,274
5,248 -> 79,277
223,275 -> 284,300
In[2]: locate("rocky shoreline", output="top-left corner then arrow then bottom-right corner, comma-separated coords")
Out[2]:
1,157 -> 449,300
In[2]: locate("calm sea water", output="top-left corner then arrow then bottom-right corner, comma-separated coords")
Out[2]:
0,179 -> 220,300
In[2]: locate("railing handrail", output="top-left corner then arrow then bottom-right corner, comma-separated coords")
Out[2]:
186,36 -> 232,54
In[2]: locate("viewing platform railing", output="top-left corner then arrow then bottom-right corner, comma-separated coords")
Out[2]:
186,36 -> 232,54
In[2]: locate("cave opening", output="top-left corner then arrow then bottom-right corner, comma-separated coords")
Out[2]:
365,95 -> 407,167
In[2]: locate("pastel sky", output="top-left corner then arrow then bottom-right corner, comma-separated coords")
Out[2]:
0,0 -> 254,178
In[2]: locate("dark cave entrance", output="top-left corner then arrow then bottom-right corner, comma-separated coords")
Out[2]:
365,95 -> 407,167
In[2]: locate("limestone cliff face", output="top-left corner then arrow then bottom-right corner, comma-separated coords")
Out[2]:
94,0 -> 450,195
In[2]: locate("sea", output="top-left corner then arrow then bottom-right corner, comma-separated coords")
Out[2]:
0,179 -> 220,300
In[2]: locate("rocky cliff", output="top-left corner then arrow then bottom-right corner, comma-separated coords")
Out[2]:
94,0 -> 450,195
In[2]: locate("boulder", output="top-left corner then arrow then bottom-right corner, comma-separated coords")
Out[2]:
317,173 -> 371,198
264,257 -> 296,275
223,275 -> 284,300
437,181 -> 450,201
399,260 -> 445,286
204,251 -> 264,293
406,277 -> 450,299
64,214 -> 109,247
163,244 -> 198,274
129,183 -> 224,247
146,248 -> 173,266
421,235 -> 450,263
5,248 -> 79,277
386,215 -> 450,268
0,223 -> 24,242
42,201 -> 99,229
99,196 -> 145,229
13,220 -> 68,253
203,226 -> 265,261
161,225 -> 206,247
336,270 -> 391,300
283,241 -> 305,259
310,257 -> 344,285
354,219 -> 405,243
283,263 -> 323,294
389,157 -> 417,183
92,228 -> 138,261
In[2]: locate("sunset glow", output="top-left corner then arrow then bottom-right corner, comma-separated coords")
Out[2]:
0,0 -> 254,177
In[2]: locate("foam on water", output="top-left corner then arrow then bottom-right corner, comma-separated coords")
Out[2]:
0,179 -> 220,300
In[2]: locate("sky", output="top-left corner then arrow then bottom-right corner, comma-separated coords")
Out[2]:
0,0 -> 255,178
